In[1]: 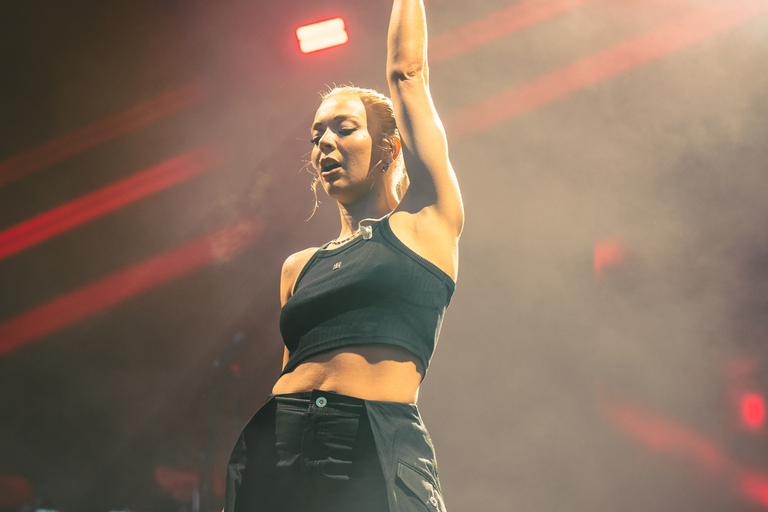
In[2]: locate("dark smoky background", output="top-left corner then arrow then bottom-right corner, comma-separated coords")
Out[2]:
1,0 -> 767,510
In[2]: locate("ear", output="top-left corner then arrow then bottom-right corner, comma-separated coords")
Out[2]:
389,135 -> 402,163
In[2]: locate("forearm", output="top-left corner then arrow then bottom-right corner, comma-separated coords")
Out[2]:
387,0 -> 428,82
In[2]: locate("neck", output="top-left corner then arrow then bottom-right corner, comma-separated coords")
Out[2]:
336,188 -> 398,237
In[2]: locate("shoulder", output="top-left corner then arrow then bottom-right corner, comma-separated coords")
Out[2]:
280,247 -> 319,306
282,247 -> 318,274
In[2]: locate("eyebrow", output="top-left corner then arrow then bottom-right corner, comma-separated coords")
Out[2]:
311,114 -> 362,132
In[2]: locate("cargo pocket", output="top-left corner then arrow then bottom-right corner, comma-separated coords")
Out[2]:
313,411 -> 360,480
395,461 -> 446,511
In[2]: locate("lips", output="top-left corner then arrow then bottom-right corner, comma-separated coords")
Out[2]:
320,160 -> 342,177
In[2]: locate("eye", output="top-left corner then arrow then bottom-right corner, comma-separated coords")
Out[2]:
339,128 -> 356,136
311,135 -> 321,146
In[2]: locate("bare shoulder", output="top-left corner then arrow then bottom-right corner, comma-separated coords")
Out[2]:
388,209 -> 461,282
280,247 -> 319,306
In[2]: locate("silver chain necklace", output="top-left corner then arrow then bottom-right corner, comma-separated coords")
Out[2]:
328,230 -> 362,246
328,211 -> 394,246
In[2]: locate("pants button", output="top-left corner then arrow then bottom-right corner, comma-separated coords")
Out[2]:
315,397 -> 327,408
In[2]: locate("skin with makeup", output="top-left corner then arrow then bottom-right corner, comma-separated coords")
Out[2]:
272,0 -> 463,406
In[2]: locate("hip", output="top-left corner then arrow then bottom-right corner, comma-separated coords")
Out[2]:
225,390 -> 446,512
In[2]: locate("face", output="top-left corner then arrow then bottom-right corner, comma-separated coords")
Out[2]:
310,94 -> 383,203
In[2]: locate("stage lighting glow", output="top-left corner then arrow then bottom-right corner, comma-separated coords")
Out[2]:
593,239 -> 626,278
0,219 -> 263,357
296,18 -> 348,54
740,392 -> 766,430
445,0 -> 768,140
0,148 -> 216,262
0,81 -> 207,188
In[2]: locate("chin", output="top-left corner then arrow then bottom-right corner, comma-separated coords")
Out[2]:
325,189 -> 358,206
324,179 -> 372,204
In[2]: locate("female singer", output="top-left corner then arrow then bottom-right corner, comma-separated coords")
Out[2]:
224,1 -> 462,510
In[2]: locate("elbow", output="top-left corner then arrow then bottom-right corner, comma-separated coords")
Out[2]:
388,60 -> 426,83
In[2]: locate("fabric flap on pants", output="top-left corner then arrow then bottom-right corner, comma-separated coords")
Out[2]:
396,461 -> 440,509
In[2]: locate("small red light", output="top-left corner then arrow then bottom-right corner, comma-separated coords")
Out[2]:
593,239 -> 626,278
296,18 -> 349,54
740,392 -> 766,430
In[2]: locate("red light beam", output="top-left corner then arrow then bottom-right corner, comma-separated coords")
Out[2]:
445,0 -> 768,141
0,219 -> 262,358
0,148 -> 217,261
604,399 -> 728,473
431,0 -> 599,64
603,394 -> 768,509
0,81 -> 208,188
741,470 -> 768,508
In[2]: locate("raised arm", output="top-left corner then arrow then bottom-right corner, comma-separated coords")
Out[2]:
387,0 -> 463,235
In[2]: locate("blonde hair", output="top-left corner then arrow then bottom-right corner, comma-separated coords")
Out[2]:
309,86 -> 409,214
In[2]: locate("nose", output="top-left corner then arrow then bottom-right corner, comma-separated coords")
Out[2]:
317,128 -> 335,151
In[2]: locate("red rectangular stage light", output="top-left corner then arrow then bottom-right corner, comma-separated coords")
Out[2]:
296,18 -> 348,54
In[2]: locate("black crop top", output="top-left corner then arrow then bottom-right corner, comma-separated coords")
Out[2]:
279,216 -> 455,376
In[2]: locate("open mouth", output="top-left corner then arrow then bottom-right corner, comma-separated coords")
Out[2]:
321,162 -> 342,176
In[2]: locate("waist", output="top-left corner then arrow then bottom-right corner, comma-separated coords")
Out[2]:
272,345 -> 423,403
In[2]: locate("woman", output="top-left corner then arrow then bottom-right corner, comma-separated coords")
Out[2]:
224,0 -> 463,510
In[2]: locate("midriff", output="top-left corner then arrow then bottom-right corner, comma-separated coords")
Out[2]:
271,344 -> 423,404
